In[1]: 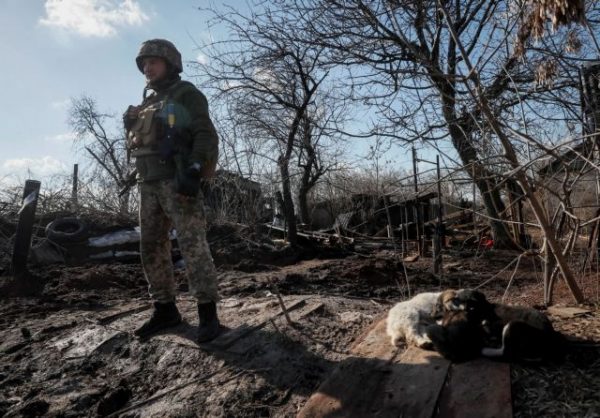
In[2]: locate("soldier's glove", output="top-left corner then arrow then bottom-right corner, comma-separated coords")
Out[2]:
175,162 -> 202,198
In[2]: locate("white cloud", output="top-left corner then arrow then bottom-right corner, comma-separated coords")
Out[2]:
50,99 -> 71,110
195,53 -> 208,65
44,132 -> 76,143
39,0 -> 150,38
2,156 -> 68,179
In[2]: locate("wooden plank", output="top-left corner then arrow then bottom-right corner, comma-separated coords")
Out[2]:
298,317 -> 394,418
374,347 -> 450,418
350,316 -> 396,360
297,356 -> 393,418
298,316 -> 451,418
436,358 -> 512,418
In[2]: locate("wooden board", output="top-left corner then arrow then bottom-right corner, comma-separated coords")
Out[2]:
350,316 -> 396,360
298,315 -> 513,418
436,359 -> 512,418
298,346 -> 450,418
297,356 -> 396,418
298,317 -> 451,418
375,347 -> 450,418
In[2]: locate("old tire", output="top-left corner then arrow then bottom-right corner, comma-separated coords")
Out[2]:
45,217 -> 88,243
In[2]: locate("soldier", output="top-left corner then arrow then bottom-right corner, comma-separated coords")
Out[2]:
123,39 -> 220,342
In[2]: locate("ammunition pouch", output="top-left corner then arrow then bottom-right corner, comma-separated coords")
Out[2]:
134,154 -> 176,182
126,101 -> 164,150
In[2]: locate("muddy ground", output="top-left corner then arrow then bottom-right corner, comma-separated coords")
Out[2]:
1,226 -> 599,417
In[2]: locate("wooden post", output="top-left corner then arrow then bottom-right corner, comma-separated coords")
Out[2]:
412,147 -> 422,256
400,203 -> 407,254
71,163 -> 78,210
433,155 -> 443,275
11,180 -> 41,276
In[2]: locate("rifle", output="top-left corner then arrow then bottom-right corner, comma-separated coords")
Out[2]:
119,169 -> 138,197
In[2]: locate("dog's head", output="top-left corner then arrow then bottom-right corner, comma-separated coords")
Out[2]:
432,289 -> 458,318
455,289 -> 495,319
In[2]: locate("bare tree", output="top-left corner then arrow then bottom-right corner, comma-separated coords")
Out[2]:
259,0 -> 600,302
277,0 -> 598,253
194,5 -> 345,245
295,94 -> 347,224
69,95 -> 133,215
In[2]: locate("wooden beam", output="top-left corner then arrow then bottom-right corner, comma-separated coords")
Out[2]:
11,180 -> 41,276
436,359 -> 512,418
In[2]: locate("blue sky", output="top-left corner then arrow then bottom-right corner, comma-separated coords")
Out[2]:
0,0 -> 418,190
0,0 -> 223,186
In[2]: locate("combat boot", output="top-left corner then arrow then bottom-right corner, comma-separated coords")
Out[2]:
134,302 -> 182,339
197,301 -> 220,342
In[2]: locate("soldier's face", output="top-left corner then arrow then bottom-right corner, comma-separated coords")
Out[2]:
142,57 -> 168,83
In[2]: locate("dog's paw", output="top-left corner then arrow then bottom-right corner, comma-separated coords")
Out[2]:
414,336 -> 434,350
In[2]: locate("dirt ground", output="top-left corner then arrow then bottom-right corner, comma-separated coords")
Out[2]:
1,231 -> 600,417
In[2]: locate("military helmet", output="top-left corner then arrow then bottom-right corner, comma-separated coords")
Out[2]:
136,39 -> 183,74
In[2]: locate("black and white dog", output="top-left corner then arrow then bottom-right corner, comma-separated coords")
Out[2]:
425,289 -> 488,362
427,289 -> 566,363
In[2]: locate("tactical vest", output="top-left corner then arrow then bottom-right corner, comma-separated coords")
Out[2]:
127,81 -> 189,155
126,81 -> 217,182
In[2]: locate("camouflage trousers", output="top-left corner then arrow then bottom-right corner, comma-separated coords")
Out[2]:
139,179 -> 218,304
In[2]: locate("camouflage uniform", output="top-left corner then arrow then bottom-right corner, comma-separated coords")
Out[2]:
126,39 -> 219,305
139,180 -> 218,304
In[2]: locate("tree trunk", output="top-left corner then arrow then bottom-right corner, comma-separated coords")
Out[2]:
119,191 -> 130,217
436,72 -> 518,249
298,121 -> 319,226
298,184 -> 310,225
446,118 -> 519,250
279,156 -> 297,246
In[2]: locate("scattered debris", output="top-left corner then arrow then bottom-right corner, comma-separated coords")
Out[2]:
1,211 -> 599,416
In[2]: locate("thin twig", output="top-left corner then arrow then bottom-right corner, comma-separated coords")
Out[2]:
502,253 -> 524,303
474,255 -> 521,290
272,284 -> 293,326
